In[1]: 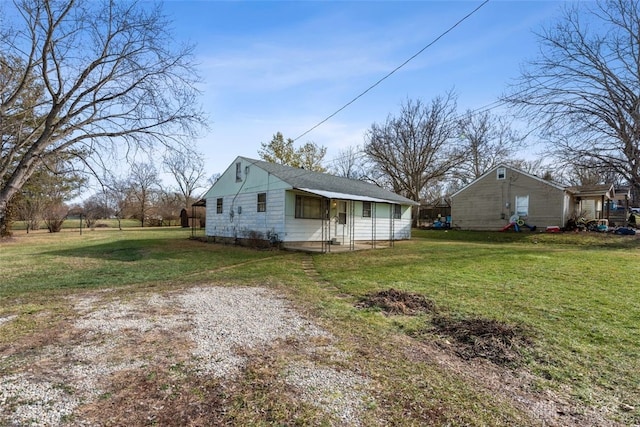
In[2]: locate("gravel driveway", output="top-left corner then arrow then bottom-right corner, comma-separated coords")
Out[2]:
0,286 -> 372,426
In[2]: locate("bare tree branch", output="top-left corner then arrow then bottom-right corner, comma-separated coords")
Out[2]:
364,94 -> 462,203
503,0 -> 640,200
0,0 -> 206,235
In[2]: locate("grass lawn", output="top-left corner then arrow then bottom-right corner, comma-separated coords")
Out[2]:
1,227 -> 639,426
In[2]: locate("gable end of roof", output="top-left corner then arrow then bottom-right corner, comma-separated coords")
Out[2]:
451,164 -> 566,198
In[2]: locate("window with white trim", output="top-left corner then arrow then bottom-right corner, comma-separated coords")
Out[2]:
235,162 -> 242,182
393,204 -> 402,219
295,195 -> 327,219
362,201 -> 372,218
497,167 -> 506,180
337,201 -> 347,224
257,193 -> 266,212
216,198 -> 223,214
515,195 -> 529,217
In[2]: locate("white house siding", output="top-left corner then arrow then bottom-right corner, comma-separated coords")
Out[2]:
206,190 -> 285,240
354,203 -> 411,240
205,156 -> 416,246
352,201 -> 375,240
282,191 -> 323,242
395,205 -> 413,239
205,158 -> 289,239
282,197 -> 412,243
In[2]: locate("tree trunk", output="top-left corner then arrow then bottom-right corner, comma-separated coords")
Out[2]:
0,197 -> 12,237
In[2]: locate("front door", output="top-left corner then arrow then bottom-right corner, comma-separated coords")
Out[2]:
333,200 -> 348,244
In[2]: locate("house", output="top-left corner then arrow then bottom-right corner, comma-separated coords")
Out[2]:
566,184 -> 616,220
203,156 -> 419,251
450,165 -> 616,231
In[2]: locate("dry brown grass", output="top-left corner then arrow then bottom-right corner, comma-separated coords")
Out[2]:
355,288 -> 436,315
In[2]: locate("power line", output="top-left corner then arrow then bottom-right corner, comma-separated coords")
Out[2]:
324,72 -> 569,167
293,0 -> 491,142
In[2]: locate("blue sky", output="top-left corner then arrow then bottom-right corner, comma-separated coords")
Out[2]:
162,0 -> 564,178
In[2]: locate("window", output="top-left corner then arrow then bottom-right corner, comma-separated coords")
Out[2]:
216,198 -> 223,214
515,195 -> 529,217
295,195 -> 326,219
393,204 -> 402,219
362,201 -> 372,218
257,193 -> 267,212
235,162 -> 242,182
337,201 -> 347,224
497,167 -> 506,180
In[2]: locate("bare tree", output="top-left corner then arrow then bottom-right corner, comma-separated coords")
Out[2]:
163,149 -> 206,209
43,202 -> 68,233
206,173 -> 221,189
455,110 -> 525,184
0,0 -> 205,236
155,189 -> 182,226
11,158 -> 83,232
329,146 -> 367,179
363,95 -> 462,203
103,178 -> 134,230
82,194 -> 111,229
557,163 -> 624,187
508,158 -> 552,178
128,162 -> 160,227
503,0 -> 640,202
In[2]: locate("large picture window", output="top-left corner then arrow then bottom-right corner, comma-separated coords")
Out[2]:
295,195 -> 326,219
257,193 -> 267,212
216,198 -> 223,214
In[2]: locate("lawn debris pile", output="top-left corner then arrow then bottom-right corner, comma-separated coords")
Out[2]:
356,288 -> 436,315
431,315 -> 534,367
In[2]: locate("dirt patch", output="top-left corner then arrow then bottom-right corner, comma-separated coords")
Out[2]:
403,336 -> 616,427
356,288 -> 435,315
430,315 -> 534,367
77,367 -> 227,426
356,289 -> 533,368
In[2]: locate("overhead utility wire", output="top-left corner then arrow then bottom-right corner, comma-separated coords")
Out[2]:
292,0 -> 491,142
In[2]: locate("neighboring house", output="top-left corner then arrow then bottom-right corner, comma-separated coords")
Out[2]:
566,184 -> 616,220
203,156 -> 419,251
450,165 -> 616,230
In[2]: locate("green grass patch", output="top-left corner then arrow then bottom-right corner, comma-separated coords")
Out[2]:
315,230 -> 640,422
1,228 -> 639,425
0,227 -> 279,298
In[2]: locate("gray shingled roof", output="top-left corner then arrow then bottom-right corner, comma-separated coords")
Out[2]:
240,156 -> 418,205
